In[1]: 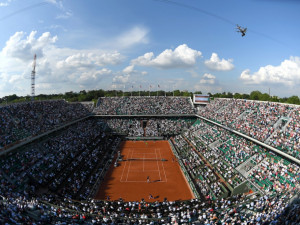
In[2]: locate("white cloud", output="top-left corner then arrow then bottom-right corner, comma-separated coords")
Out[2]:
57,51 -> 122,69
0,31 -> 60,96
46,0 -> 73,19
203,73 -> 215,79
204,53 -> 234,71
56,11 -> 73,19
193,73 -> 222,93
114,26 -> 149,48
200,79 -> 214,84
36,83 -> 55,91
7,74 -> 21,83
0,31 -> 126,96
199,73 -> 216,84
2,31 -> 57,61
122,64 -> 148,76
131,44 -> 202,69
240,56 -> 300,86
46,0 -> 63,9
123,65 -> 135,74
0,0 -> 11,7
113,74 -> 130,84
45,0 -> 57,4
77,68 -> 112,84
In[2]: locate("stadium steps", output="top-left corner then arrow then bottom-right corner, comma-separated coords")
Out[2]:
191,119 -> 201,127
265,116 -> 291,144
282,117 -> 293,132
236,109 -> 251,120
96,98 -> 102,107
215,102 -> 231,113
208,139 -> 222,148
236,155 -> 258,177
245,158 -> 267,178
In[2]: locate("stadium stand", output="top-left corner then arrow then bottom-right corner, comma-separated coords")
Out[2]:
93,96 -> 195,115
0,100 -> 92,150
0,96 -> 300,224
267,107 -> 300,159
199,98 -> 300,160
103,118 -> 195,137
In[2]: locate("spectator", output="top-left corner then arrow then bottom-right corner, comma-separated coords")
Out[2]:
94,96 -> 195,115
0,100 -> 91,150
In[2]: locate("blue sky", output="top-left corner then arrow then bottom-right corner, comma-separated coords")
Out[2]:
0,0 -> 300,98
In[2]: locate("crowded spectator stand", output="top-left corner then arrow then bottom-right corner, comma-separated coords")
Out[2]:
1,97 -> 300,224
0,100 -> 93,151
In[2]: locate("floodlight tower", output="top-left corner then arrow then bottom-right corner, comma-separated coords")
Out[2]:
31,54 -> 36,101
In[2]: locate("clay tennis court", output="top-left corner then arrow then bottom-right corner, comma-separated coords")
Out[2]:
95,140 -> 194,202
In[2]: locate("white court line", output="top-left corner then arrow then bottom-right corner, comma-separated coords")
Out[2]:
126,158 -> 160,160
125,149 -> 134,182
120,180 -> 167,183
159,148 -> 168,182
120,162 -> 127,182
120,148 -> 134,182
129,152 -> 158,154
155,149 -> 162,182
120,147 -> 167,183
120,150 -> 128,182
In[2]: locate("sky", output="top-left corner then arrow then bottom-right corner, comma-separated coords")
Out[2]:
0,0 -> 300,98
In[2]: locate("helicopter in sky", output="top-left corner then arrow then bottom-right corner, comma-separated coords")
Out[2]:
236,24 -> 247,37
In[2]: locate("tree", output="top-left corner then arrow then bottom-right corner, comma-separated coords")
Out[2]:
79,90 -> 87,95
182,91 -> 191,97
173,90 -> 180,96
227,92 -> 233,98
78,94 -> 87,102
287,95 -> 300,104
65,91 -> 78,100
233,93 -> 242,99
220,92 -> 227,98
250,91 -> 262,100
280,97 -> 288,103
213,93 -> 221,98
157,90 -> 165,96
270,96 -> 279,102
260,93 -> 270,101
242,93 -> 250,99
7,94 -> 19,102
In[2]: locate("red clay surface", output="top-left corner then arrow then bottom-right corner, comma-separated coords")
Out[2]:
95,140 -> 194,202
